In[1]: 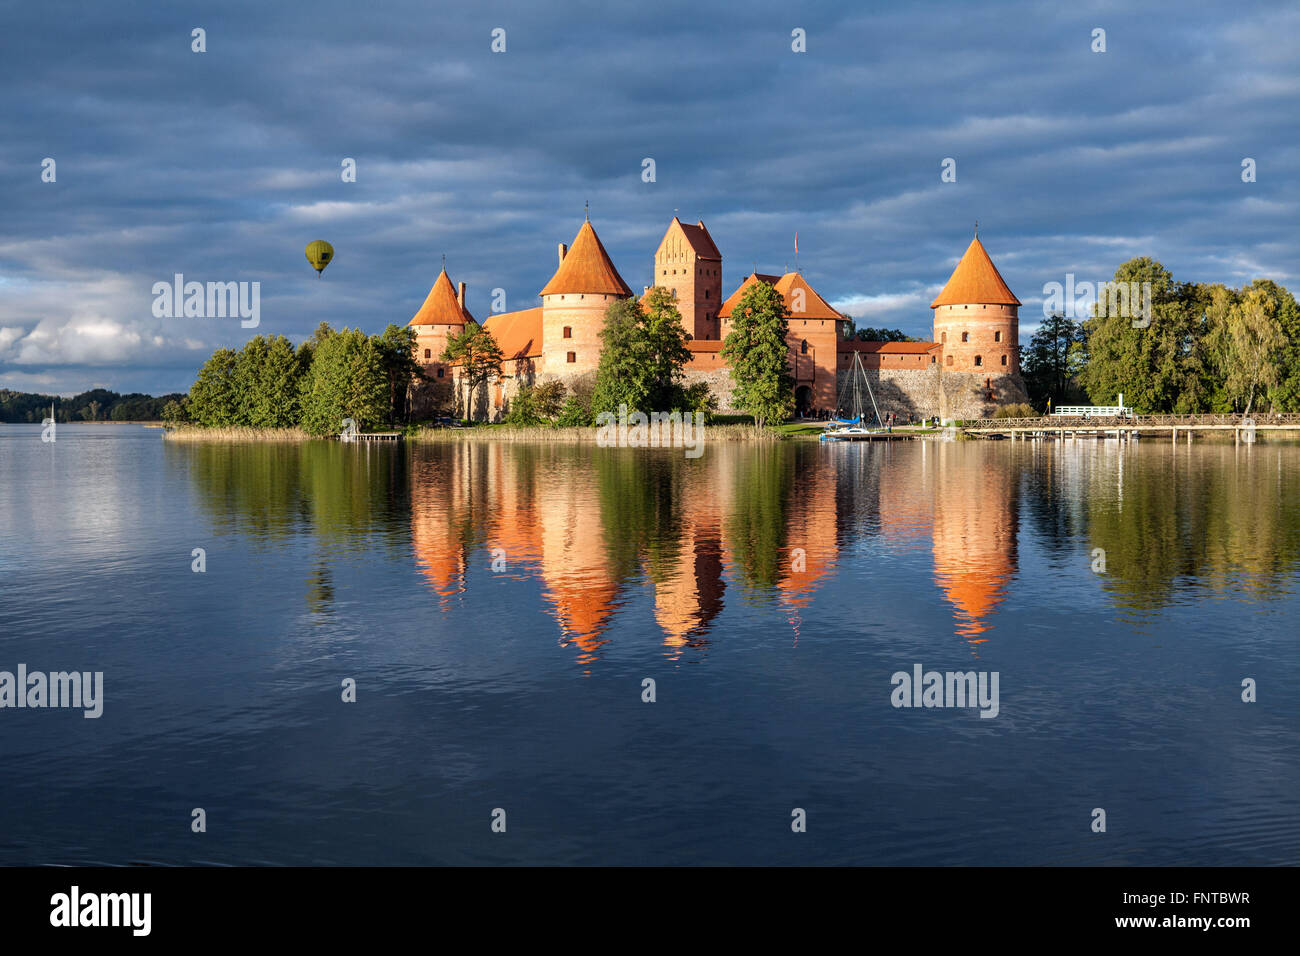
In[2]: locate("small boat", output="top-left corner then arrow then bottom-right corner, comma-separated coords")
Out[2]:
820,352 -> 890,442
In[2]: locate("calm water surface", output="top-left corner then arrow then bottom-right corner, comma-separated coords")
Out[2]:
1,424 -> 1297,864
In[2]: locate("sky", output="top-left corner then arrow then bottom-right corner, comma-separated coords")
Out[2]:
1,0 -> 1297,396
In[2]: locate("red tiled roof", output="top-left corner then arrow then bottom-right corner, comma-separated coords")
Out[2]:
774,273 -> 849,320
717,273 -> 783,318
671,217 -> 721,259
930,237 -> 1021,308
539,220 -> 633,297
409,269 -> 473,326
717,272 -> 847,321
482,307 -> 543,360
839,340 -> 940,353
686,339 -> 725,352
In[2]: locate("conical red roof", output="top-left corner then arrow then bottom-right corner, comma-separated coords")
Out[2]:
930,238 -> 1021,308
410,269 -> 473,326
539,220 -> 633,297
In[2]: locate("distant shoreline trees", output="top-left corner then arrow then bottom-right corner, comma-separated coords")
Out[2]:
0,388 -> 185,423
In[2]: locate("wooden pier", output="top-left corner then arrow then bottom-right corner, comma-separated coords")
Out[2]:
337,431 -> 403,443
962,413 -> 1300,443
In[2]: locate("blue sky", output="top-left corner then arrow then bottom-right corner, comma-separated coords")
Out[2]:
1,0 -> 1296,395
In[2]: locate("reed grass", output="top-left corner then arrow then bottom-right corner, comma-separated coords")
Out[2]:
408,423 -> 783,443
162,426 -> 311,442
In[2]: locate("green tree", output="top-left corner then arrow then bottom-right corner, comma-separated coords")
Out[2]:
554,396 -> 592,427
640,287 -> 693,409
374,324 -> 421,425
1205,285 -> 1287,415
504,381 -> 566,426
1080,258 -> 1209,412
442,320 -> 503,420
1022,313 -> 1087,410
299,328 -> 389,435
591,289 -> 693,415
162,398 -> 189,425
188,348 -> 241,426
592,298 -> 651,415
854,326 -> 917,342
721,280 -> 794,427
1251,280 -> 1300,411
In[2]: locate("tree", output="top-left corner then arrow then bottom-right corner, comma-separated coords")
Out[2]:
299,328 -> 389,435
442,320 -> 503,420
1251,280 -> 1300,411
1080,258 -> 1209,412
1205,285 -> 1286,415
162,398 -> 189,425
374,324 -> 421,425
554,396 -> 592,427
1022,313 -> 1086,410
188,348 -> 241,426
721,280 -> 794,427
592,298 -> 651,415
640,287 -> 693,409
854,326 -> 918,342
591,288 -> 692,415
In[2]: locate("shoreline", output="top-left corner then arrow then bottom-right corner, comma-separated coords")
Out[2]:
155,423 -> 953,443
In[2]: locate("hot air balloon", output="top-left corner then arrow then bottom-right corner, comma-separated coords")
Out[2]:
305,240 -> 334,277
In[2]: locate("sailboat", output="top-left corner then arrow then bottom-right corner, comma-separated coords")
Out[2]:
820,351 -> 887,442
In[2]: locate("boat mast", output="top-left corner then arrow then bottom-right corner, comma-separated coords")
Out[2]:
855,352 -> 883,426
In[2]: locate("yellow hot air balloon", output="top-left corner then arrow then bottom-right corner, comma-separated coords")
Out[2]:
305,240 -> 334,277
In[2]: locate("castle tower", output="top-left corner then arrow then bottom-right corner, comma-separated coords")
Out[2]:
652,217 -> 723,339
539,219 -> 633,379
930,234 -> 1021,376
408,266 -> 472,384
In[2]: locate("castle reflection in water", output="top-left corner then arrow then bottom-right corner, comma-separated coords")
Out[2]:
410,441 -> 1019,662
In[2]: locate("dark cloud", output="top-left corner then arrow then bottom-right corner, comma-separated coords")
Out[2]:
1,0 -> 1296,393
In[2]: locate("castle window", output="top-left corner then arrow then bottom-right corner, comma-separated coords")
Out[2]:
1001,355 -> 1008,366
974,355 -> 983,366
994,331 -> 1002,342
424,349 -> 431,359
931,356 -> 936,363
801,340 -> 809,354
941,332 -> 947,343
563,326 -> 572,338
946,355 -> 953,366
962,332 -> 969,342
705,290 -> 709,299
567,352 -> 576,363
437,368 -> 444,378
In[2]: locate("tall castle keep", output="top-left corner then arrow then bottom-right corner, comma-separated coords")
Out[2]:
408,216 -> 1027,422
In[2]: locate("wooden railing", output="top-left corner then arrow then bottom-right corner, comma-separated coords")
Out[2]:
965,413 -> 1300,429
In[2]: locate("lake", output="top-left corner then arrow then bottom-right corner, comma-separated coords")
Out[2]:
1,424 -> 1297,864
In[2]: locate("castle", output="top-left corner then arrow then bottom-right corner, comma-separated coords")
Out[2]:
408,216 -> 1028,422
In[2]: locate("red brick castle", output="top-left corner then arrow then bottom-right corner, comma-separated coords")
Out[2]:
408,216 -> 1028,421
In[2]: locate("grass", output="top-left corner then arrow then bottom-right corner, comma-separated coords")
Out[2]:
162,426 -> 311,442
408,422 -> 784,443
